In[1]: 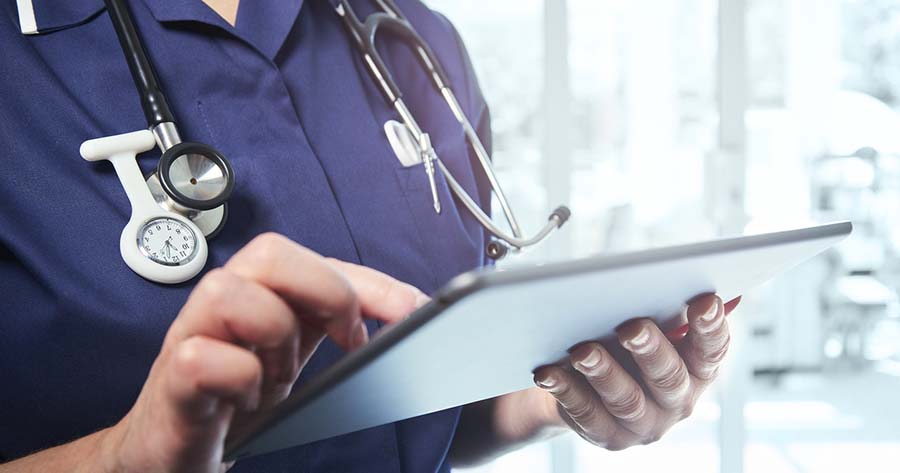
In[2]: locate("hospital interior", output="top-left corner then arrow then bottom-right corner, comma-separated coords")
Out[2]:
427,0 -> 900,472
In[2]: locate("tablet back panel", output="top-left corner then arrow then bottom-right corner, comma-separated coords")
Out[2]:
226,222 -> 851,460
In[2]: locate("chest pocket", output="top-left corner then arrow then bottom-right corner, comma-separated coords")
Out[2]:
394,125 -> 484,276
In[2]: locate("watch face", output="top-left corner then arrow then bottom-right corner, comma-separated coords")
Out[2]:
138,217 -> 198,266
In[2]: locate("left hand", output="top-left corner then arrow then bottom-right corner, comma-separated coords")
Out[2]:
320,260 -> 738,455
530,294 -> 739,450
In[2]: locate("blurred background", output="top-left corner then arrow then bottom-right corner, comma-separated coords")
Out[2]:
425,0 -> 900,472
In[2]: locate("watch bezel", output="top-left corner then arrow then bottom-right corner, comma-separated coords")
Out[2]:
137,217 -> 199,267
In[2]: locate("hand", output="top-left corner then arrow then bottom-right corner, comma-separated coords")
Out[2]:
532,294 -> 739,450
92,234 -> 425,473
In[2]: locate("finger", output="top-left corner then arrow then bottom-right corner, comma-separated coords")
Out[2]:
681,295 -> 730,382
665,295 -> 740,342
173,269 -> 304,406
171,269 -> 298,350
325,258 -> 430,323
569,342 -> 660,437
534,365 -> 637,448
619,319 -> 694,411
166,336 -> 263,422
257,332 -> 301,407
225,233 -> 366,350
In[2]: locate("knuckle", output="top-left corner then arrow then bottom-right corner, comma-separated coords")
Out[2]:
604,438 -> 633,451
692,335 -> 730,381
370,275 -> 394,301
579,419 -> 616,443
245,232 -> 289,269
640,430 -> 665,446
607,388 -> 646,421
196,269 -> 234,300
694,363 -> 721,382
172,337 -> 207,377
336,280 -> 360,317
704,335 -> 731,364
271,308 -> 297,338
192,269 -> 241,316
567,398 -> 599,421
655,362 -> 691,393
678,402 -> 696,420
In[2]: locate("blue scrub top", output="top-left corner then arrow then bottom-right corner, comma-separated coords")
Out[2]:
0,0 -> 493,471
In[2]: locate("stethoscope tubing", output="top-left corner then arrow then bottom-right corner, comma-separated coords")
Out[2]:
103,0 -> 175,128
102,0 -> 235,230
337,0 -> 569,255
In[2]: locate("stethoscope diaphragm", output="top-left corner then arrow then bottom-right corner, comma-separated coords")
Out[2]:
158,142 -> 234,211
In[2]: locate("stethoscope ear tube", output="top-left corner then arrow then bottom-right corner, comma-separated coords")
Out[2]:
103,0 -> 175,127
336,0 -> 451,105
485,206 -> 572,260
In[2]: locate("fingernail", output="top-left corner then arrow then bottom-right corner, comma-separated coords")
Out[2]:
535,374 -> 557,389
577,348 -> 603,371
414,291 -> 431,309
701,299 -> 721,322
623,326 -> 651,353
352,321 -> 369,348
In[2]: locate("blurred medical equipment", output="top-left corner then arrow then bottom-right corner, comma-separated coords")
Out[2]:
812,93 -> 900,367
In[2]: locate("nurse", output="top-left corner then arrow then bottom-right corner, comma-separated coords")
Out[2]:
0,1 -> 736,472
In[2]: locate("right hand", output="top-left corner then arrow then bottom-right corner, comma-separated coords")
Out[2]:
95,233 -> 427,473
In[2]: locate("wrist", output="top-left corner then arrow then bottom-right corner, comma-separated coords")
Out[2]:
87,424 -> 125,473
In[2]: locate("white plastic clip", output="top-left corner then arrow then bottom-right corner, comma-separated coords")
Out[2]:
15,0 -> 39,35
81,130 -> 208,284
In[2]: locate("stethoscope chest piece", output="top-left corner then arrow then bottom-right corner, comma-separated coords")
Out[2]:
81,130 -> 209,284
146,141 -> 234,238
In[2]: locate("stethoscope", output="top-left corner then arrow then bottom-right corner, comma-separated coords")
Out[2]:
80,0 -> 234,284
335,0 -> 570,260
77,0 -> 569,285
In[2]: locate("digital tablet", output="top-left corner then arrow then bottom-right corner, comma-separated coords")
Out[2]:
224,221 -> 852,460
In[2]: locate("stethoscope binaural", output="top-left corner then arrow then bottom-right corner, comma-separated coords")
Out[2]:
335,0 -> 571,260
80,0 -> 235,284
78,0 -> 568,285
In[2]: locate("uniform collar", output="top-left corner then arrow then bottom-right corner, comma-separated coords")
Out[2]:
141,0 -> 305,60
16,0 -> 104,34
19,0 -> 305,61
